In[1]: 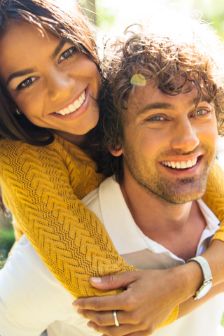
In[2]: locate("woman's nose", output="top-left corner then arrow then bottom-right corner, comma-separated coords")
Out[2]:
47,69 -> 73,101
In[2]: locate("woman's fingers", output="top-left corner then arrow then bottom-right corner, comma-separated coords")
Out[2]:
89,271 -> 140,290
78,309 -> 135,326
87,320 -> 153,336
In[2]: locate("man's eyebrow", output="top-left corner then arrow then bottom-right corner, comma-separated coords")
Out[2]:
138,97 -> 201,115
138,102 -> 174,114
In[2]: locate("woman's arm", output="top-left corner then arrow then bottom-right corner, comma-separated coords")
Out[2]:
74,264 -> 201,335
74,256 -> 223,335
203,160 -> 224,242
179,281 -> 224,317
0,139 -> 179,329
0,139 -> 133,298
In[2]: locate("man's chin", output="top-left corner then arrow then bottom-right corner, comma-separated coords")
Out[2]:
158,173 -> 209,204
161,189 -> 206,204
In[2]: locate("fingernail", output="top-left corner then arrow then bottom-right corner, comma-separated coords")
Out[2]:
91,277 -> 102,283
87,321 -> 93,328
72,302 -> 78,310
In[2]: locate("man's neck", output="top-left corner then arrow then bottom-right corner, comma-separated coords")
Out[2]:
120,174 -> 206,260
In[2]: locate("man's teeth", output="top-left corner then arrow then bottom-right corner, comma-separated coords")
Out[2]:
162,158 -> 197,169
56,92 -> 85,116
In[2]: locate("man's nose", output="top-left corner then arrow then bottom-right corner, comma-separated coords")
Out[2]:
47,69 -> 73,101
170,119 -> 200,153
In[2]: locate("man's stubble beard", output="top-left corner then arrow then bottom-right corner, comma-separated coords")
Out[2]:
123,149 -> 215,205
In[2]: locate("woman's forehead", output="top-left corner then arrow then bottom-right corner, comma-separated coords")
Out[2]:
0,20 -> 60,73
1,19 -> 55,44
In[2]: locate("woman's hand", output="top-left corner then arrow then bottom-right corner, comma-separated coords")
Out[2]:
74,268 -> 189,336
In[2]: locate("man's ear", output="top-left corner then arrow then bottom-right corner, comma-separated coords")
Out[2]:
110,147 -> 123,157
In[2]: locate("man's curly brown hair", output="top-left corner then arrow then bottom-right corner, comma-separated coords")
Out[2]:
97,16 -> 224,179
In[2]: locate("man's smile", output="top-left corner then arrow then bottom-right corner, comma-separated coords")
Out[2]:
162,158 -> 198,169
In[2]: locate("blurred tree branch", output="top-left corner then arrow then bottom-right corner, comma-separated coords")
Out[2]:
79,0 -> 96,25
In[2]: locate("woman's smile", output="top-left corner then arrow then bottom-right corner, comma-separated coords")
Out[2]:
54,90 -> 86,116
0,20 -> 101,141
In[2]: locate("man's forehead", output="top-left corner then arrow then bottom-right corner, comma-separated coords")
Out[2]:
127,82 -> 199,111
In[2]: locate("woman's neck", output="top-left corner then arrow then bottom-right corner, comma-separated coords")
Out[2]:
54,130 -> 86,146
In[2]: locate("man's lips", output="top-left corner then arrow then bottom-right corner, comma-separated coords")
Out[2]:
160,155 -> 203,171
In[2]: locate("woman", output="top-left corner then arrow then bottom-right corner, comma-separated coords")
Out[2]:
0,0 -> 133,297
0,0 -> 223,330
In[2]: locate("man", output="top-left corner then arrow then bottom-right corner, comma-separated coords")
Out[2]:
1,12 -> 224,336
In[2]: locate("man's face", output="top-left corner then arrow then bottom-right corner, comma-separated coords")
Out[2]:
118,83 -> 218,204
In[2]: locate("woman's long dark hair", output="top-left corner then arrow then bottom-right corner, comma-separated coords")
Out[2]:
0,0 -> 99,145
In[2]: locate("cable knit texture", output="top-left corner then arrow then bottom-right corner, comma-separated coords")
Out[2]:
0,136 -> 133,298
0,135 -> 223,326
204,162 -> 224,241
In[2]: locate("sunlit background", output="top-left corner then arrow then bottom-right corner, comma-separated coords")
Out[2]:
54,0 -> 224,37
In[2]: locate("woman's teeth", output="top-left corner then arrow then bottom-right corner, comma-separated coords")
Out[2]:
162,158 -> 197,169
56,91 -> 86,116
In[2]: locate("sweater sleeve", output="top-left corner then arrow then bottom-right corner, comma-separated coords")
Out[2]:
0,140 -> 133,298
0,139 -> 178,327
203,160 -> 224,241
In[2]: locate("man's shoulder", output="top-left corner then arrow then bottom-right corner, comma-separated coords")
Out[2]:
197,199 -> 220,230
82,186 -> 99,207
82,176 -> 117,220
0,235 -> 74,334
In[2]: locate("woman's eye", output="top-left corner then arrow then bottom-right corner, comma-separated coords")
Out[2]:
59,46 -> 77,63
16,77 -> 37,90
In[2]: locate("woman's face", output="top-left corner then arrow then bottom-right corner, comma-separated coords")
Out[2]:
0,21 -> 101,142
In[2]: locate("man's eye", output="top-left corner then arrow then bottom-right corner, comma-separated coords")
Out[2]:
147,115 -> 167,122
59,46 -> 77,63
194,108 -> 211,117
16,77 -> 37,90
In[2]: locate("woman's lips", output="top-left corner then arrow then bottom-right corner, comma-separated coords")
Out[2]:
54,90 -> 86,116
50,88 -> 91,121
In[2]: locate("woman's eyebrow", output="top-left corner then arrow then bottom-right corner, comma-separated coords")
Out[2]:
51,38 -> 67,59
6,68 -> 35,86
6,39 -> 68,86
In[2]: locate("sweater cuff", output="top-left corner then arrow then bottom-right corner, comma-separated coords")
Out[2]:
158,305 -> 179,328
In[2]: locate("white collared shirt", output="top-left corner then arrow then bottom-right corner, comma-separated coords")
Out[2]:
0,177 -> 223,336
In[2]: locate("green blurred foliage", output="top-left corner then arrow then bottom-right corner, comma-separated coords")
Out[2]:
0,228 -> 14,252
79,0 -> 116,29
79,0 -> 97,25
80,0 -> 224,38
0,210 -> 14,267
95,0 -> 116,30
0,228 -> 14,268
175,0 -> 224,39
221,312 -> 224,327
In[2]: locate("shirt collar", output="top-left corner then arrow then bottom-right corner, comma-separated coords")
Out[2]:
98,176 -> 220,259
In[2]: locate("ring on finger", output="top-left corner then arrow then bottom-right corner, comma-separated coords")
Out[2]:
113,310 -> 120,327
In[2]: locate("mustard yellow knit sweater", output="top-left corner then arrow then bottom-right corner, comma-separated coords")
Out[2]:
0,135 -> 223,326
